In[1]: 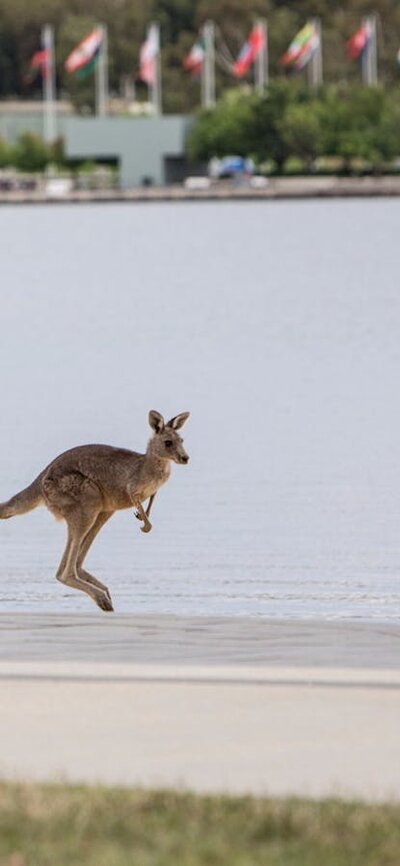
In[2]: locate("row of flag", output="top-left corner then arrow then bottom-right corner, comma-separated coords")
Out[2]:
30,26 -> 104,80
184,20 -> 382,78
183,22 -> 266,80
28,14 -> 384,142
30,23 -> 160,89
29,18 -> 385,85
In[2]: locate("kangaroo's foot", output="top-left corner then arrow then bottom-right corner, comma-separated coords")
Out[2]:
134,510 -> 152,530
79,568 -> 113,603
57,572 -> 114,612
94,590 -> 114,612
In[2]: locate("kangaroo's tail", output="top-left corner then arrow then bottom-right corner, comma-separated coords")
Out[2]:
0,474 -> 44,519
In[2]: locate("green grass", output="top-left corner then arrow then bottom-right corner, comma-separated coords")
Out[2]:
0,782 -> 399,866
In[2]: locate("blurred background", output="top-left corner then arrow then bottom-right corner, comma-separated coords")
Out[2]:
1,1 -> 400,188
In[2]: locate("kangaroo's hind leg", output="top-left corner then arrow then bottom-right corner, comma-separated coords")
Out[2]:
76,511 -> 114,602
56,509 -> 113,612
57,512 -> 113,603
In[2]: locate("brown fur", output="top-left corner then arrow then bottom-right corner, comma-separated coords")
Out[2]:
0,410 -> 190,611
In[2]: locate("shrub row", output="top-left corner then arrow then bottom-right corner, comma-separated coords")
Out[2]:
0,132 -> 64,172
188,83 -> 400,173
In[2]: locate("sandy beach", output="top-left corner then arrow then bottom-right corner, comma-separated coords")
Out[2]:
0,615 -> 399,801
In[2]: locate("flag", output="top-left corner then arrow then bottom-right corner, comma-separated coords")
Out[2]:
183,36 -> 205,77
280,22 -> 319,71
25,37 -> 52,86
294,27 -> 320,70
139,24 -> 160,85
30,49 -> 51,78
233,23 -> 265,78
65,27 -> 103,76
347,23 -> 372,61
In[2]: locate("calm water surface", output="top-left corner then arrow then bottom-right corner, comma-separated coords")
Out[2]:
0,199 -> 399,620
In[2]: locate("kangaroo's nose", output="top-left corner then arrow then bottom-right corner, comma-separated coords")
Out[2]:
181,455 -> 189,464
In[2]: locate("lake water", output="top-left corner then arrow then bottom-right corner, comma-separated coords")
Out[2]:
0,198 -> 399,621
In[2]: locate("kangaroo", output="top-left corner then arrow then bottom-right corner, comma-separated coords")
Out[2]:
0,410 -> 190,612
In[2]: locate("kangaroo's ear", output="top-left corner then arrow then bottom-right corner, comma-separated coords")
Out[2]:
149,410 -> 165,434
166,412 -> 191,431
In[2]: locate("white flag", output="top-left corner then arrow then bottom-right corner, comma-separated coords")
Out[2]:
139,24 -> 160,85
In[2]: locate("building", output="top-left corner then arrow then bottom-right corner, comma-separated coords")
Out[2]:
65,116 -> 192,187
0,103 -> 194,188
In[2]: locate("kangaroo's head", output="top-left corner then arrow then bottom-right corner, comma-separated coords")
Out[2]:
147,410 -> 190,464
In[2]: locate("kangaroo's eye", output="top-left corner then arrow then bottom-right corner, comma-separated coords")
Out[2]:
165,440 -> 173,448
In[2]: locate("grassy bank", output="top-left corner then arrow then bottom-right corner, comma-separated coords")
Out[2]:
0,783 -> 399,866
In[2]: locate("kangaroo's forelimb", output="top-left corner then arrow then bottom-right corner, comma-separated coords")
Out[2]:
135,494 -> 156,524
132,499 -> 152,534
146,494 -> 156,518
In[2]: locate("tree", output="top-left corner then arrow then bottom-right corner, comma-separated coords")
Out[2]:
0,136 -> 12,167
319,85 -> 400,171
188,82 -> 297,171
187,87 -> 255,161
245,82 -> 296,170
278,101 -> 323,168
13,132 -> 49,172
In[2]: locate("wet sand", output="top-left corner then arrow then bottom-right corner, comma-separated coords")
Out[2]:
0,614 -> 399,668
0,615 -> 399,801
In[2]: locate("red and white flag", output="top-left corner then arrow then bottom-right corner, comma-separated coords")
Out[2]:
65,27 -> 103,74
347,22 -> 372,61
183,36 -> 206,77
233,23 -> 265,78
139,24 -> 160,85
30,49 -> 51,79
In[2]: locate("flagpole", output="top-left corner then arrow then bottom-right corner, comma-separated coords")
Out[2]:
149,22 -> 162,115
42,24 -> 56,143
307,18 -> 323,88
202,20 -> 215,108
157,25 -> 162,114
362,15 -> 378,85
254,19 -> 268,93
95,24 -> 109,116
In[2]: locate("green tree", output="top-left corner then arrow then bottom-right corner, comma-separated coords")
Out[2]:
13,132 -> 49,171
188,82 -> 296,171
187,87 -> 255,161
278,100 -> 323,168
245,82 -> 296,170
0,136 -> 12,167
319,85 -> 400,170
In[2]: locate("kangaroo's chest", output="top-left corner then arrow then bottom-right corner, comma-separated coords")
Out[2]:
134,465 -> 171,502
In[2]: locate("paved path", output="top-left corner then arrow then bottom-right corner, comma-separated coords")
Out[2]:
0,616 -> 399,801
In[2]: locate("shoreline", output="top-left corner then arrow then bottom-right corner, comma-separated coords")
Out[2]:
1,613 -> 399,670
2,175 -> 400,205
